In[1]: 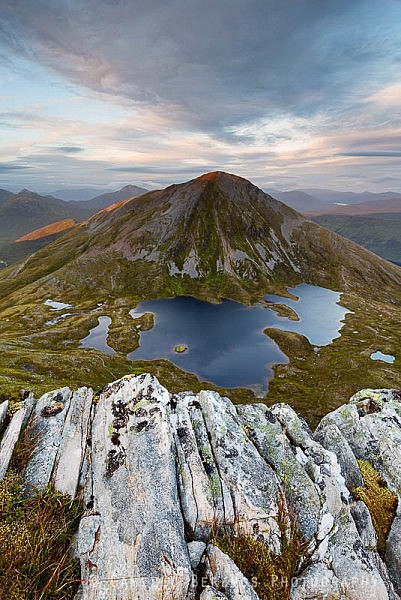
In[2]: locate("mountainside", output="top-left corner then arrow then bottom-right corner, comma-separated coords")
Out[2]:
312,214 -> 401,263
0,172 -> 400,421
0,185 -> 147,269
1,171 -> 400,304
0,188 -> 14,204
0,190 -> 90,242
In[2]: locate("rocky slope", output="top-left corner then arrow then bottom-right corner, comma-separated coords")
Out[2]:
1,373 -> 401,599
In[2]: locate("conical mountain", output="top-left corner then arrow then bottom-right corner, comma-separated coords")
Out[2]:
1,171 -> 401,306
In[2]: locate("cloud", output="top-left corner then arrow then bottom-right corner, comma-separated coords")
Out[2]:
339,150 -> 401,157
55,146 -> 84,153
2,0 -> 400,135
2,1 -> 401,192
0,163 -> 32,172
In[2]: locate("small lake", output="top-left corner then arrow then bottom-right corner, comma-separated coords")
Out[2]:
81,316 -> 115,354
82,284 -> 349,395
370,351 -> 395,364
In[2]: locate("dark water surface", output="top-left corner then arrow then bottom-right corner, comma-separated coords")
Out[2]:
81,284 -> 349,395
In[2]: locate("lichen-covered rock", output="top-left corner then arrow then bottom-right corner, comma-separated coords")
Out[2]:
52,387 -> 93,497
24,387 -> 72,491
173,393 -> 227,540
351,500 -> 377,550
316,389 -> 401,494
187,540 -> 206,570
314,422 -> 364,490
200,587 -> 228,600
76,374 -> 193,600
327,509 -> 389,600
198,391 -> 281,550
291,562 -> 344,599
1,376 -> 401,600
237,403 -> 321,540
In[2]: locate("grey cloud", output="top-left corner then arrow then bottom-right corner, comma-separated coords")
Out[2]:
55,146 -> 84,153
108,165 -> 219,175
0,163 -> 32,171
339,150 -> 401,157
1,0 -> 399,136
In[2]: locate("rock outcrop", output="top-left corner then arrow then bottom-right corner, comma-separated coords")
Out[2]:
1,375 -> 401,599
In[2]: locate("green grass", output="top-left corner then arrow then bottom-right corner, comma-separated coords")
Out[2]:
211,495 -> 309,600
0,472 -> 83,600
352,460 -> 398,555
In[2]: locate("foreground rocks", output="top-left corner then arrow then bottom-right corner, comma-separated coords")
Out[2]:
1,376 -> 401,599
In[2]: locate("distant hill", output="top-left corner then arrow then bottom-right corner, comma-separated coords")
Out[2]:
267,189 -> 329,212
0,188 -> 14,204
0,190 -> 90,243
49,187 -> 114,202
0,185 -> 148,268
81,184 -> 147,212
299,188 -> 401,205
308,197 -> 401,217
311,214 -> 401,263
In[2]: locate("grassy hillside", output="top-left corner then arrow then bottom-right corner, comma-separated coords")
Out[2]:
312,214 -> 401,263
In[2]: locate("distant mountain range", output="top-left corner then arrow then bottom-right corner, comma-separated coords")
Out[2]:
266,187 -> 401,212
2,179 -> 401,269
0,184 -> 148,267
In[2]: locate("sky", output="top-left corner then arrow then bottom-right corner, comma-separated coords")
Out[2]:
1,0 -> 401,194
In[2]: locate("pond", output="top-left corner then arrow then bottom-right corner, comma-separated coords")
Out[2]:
81,284 -> 349,395
370,351 -> 395,364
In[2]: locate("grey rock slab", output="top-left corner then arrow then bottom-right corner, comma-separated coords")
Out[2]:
173,393 -> 224,540
188,399 -> 235,525
314,423 -> 363,490
368,551 -> 401,600
77,374 -> 192,600
0,396 -> 35,481
316,390 -> 401,495
291,562 -> 344,599
237,403 -> 321,540
24,387 -> 72,492
187,540 -> 206,571
200,587 -> 228,600
386,516 -> 401,594
0,400 -> 8,433
327,509 -> 389,600
52,387 -> 93,497
351,500 -> 377,551
198,391 -> 281,550
203,544 -> 259,600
